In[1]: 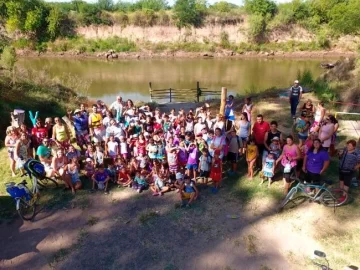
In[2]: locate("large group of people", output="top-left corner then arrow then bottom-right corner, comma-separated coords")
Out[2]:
4,80 -> 360,206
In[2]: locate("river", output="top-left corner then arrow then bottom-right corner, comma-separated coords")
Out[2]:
18,57 -> 332,104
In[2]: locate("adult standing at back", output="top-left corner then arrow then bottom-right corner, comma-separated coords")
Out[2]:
109,96 -> 123,123
252,114 -> 270,168
263,121 -> 283,160
289,80 -> 303,120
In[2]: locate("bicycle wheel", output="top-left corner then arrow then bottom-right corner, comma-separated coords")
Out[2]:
320,188 -> 348,207
17,197 -> 36,221
37,177 -> 59,189
279,188 -> 298,211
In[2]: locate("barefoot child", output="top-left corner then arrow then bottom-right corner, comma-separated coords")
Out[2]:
180,176 -> 199,207
198,149 -> 211,186
91,164 -> 110,194
261,152 -> 276,188
65,157 -> 82,194
132,171 -> 148,193
117,167 -> 132,187
150,173 -> 169,196
246,137 -> 258,179
210,149 -> 222,192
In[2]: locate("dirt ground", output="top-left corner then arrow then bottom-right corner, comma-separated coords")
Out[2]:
1,96 -> 359,270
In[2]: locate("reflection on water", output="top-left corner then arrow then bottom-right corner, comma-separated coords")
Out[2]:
18,57 -> 331,104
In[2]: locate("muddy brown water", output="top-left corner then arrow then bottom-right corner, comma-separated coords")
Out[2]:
18,57 -> 334,104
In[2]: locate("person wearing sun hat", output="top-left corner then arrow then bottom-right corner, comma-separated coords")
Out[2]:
69,108 -> 89,149
289,79 -> 303,120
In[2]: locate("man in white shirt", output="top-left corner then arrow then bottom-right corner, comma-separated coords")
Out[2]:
109,96 -> 124,122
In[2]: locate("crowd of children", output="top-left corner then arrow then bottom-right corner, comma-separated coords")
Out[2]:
5,92 -> 360,204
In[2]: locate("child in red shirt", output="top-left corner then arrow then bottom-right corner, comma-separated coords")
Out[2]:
117,167 -> 132,187
210,149 -> 222,192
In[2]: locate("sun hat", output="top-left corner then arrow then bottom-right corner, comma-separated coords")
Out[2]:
294,80 -> 299,84
271,137 -> 280,141
74,109 -> 81,114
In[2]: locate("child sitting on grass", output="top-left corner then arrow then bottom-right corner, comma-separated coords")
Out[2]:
117,167 -> 132,187
91,164 -> 110,194
84,157 -> 95,179
174,172 -> 184,192
180,175 -> 199,208
150,173 -> 169,196
132,171 -> 148,193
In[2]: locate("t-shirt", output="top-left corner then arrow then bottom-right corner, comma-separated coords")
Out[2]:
187,147 -> 198,165
306,150 -> 329,174
252,121 -> 270,145
94,170 -> 109,182
228,136 -> 241,153
31,127 -> 48,145
73,115 -> 88,132
66,150 -> 81,160
36,145 -> 51,158
238,121 -> 250,138
199,155 -> 211,171
184,181 -> 196,193
289,86 -> 303,100
134,176 -> 147,186
107,141 -> 119,156
339,148 -> 360,172
106,125 -> 125,139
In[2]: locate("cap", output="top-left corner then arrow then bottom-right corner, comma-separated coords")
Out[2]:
86,158 -> 92,162
175,172 -> 183,180
74,109 -> 81,114
272,136 -> 279,141
294,80 -> 299,84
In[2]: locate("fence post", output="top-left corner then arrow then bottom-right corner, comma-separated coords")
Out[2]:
170,88 -> 172,103
196,81 -> 200,103
149,82 -> 152,102
220,87 -> 227,115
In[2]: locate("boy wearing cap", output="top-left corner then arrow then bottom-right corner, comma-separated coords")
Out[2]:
289,80 -> 303,119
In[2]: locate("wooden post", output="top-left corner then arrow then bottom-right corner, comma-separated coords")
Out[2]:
169,88 -> 172,103
149,82 -> 152,102
220,87 -> 227,115
196,81 -> 200,103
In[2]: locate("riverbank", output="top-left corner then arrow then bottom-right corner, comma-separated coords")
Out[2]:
17,47 -> 356,60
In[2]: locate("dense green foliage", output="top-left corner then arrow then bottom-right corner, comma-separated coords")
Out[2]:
0,0 -> 359,50
0,46 -> 17,72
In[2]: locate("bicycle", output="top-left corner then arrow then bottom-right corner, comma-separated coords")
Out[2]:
279,176 -> 348,211
5,178 -> 39,221
5,159 -> 57,220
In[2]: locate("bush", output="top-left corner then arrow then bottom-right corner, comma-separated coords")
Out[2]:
112,12 -> 129,26
220,30 -> 230,48
248,14 -> 266,43
0,46 -> 17,72
328,0 -> 360,35
173,0 -> 204,28
245,0 -> 277,17
12,38 -> 32,49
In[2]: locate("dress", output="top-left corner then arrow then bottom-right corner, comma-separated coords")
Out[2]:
210,158 -> 222,182
263,157 -> 275,178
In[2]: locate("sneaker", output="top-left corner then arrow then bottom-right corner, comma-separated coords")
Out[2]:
337,195 -> 346,203
137,188 -> 141,193
104,190 -> 109,195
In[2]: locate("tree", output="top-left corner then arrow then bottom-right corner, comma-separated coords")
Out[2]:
210,1 -> 237,13
248,13 -> 266,43
5,1 -> 24,33
328,0 -> 360,35
173,0 -> 203,28
97,0 -> 114,11
47,7 -> 61,39
245,0 -> 277,17
24,7 -> 43,32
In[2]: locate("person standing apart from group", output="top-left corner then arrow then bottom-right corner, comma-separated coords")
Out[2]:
289,80 -> 303,120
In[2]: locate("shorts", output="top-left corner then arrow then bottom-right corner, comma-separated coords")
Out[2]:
227,152 -> 238,164
256,144 -> 265,156
182,192 -> 194,200
296,159 -> 303,170
8,150 -> 14,160
283,166 -> 295,183
93,128 -> 105,142
306,171 -> 321,185
58,140 -> 70,149
76,130 -> 90,145
298,134 -> 308,140
200,170 -> 210,178
186,164 -> 198,170
71,175 -> 81,184
339,170 -> 354,187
